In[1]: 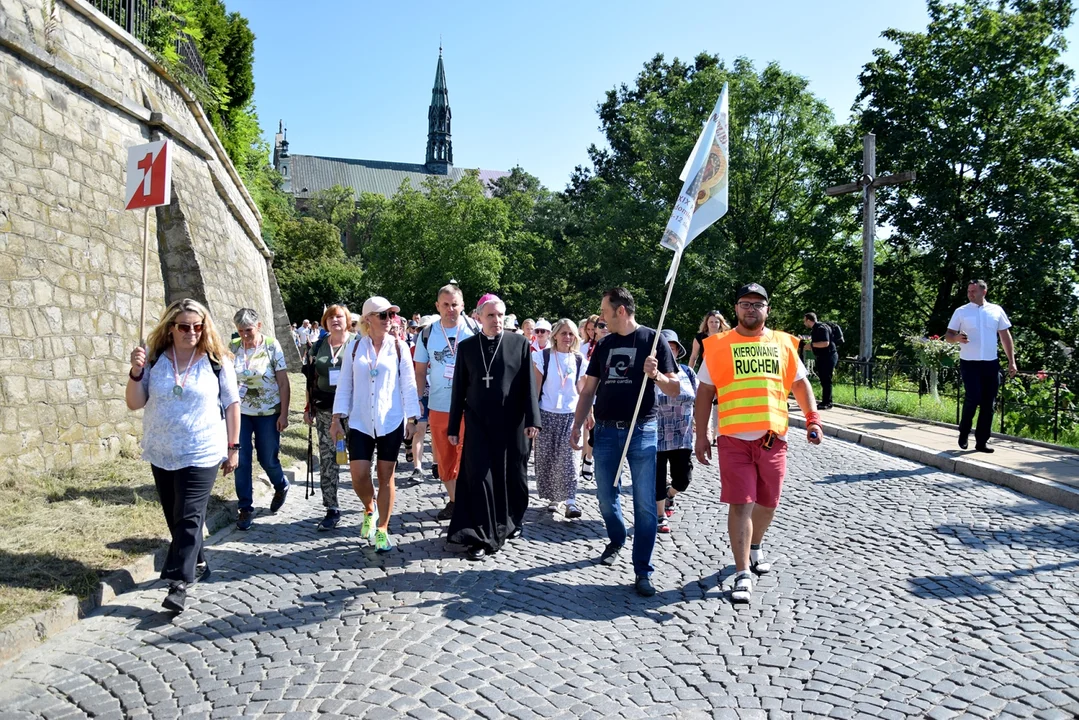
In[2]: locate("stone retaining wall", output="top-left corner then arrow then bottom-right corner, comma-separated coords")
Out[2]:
0,0 -> 298,471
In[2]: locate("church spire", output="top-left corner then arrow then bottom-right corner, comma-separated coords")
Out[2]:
425,47 -> 452,174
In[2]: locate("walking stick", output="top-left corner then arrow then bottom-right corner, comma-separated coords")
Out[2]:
306,422 -> 314,500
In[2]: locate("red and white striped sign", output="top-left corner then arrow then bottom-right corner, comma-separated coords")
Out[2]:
125,140 -> 172,210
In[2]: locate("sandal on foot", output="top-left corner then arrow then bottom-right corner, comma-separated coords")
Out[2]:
731,572 -> 753,603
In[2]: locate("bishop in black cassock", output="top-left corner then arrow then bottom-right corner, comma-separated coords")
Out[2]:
447,298 -> 540,560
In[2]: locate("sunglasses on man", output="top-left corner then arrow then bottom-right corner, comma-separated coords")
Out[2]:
173,322 -> 204,334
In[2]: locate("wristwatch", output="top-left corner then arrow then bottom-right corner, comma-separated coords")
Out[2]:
228,443 -> 240,451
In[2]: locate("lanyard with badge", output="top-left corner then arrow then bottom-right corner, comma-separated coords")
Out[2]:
440,322 -> 459,381
553,351 -> 574,410
328,338 -> 346,387
237,337 -> 262,398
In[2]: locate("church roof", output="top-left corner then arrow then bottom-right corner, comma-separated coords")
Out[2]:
289,154 -> 509,199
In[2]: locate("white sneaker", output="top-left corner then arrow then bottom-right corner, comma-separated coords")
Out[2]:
731,572 -> 753,603
547,502 -> 560,512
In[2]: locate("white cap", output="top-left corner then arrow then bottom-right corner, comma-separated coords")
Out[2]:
419,314 -> 439,327
361,296 -> 400,316
535,318 -> 552,332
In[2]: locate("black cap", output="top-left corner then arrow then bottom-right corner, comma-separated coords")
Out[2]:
736,283 -> 769,301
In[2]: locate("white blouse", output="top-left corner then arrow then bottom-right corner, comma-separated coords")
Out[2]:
333,335 -> 421,437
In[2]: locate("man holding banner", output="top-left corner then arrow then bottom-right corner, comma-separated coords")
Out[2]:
571,288 -> 679,597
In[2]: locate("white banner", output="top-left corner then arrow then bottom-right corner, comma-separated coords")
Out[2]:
660,83 -> 729,257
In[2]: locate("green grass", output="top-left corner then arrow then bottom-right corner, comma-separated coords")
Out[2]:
812,378 -> 1079,450
0,375 -> 309,630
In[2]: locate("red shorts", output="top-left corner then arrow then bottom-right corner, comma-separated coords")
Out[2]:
717,435 -> 787,508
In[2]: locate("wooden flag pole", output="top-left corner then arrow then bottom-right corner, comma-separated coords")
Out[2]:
139,206 -> 150,345
611,249 -> 683,485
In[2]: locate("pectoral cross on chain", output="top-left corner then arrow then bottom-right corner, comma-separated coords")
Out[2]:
482,373 -> 493,389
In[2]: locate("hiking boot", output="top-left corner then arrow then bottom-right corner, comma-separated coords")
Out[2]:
317,509 -> 341,531
599,542 -> 623,566
437,501 -> 455,521
270,485 -> 289,514
360,509 -> 379,541
236,510 -> 254,531
374,529 -> 393,553
163,582 -> 187,613
635,575 -> 656,597
731,572 -> 753,603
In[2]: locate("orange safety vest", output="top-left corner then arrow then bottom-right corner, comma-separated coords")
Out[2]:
703,328 -> 800,436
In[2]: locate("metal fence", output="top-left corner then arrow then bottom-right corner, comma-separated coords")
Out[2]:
819,359 -> 1076,443
88,0 -> 207,83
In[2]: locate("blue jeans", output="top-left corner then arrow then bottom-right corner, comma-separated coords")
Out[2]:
236,413 -> 288,512
593,420 -> 659,577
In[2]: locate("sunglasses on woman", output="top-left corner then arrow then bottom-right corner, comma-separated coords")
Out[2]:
173,322 -> 204,334
375,310 -> 397,321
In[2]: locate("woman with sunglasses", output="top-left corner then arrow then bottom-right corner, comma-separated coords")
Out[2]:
303,304 -> 356,531
126,298 -> 240,613
330,297 -> 421,552
230,308 -> 291,531
688,310 -> 732,371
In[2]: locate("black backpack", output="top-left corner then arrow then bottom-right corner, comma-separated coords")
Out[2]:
540,347 -> 583,390
826,322 -> 845,347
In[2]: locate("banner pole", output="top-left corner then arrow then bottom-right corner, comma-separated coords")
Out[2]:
611,250 -> 683,485
139,206 -> 150,345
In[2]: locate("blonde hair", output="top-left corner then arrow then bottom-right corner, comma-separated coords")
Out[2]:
549,318 -> 581,353
322,304 -> 352,328
699,310 -> 731,335
145,298 -> 232,365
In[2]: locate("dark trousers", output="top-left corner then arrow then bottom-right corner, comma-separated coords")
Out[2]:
959,359 -> 1001,447
815,353 -> 837,406
152,465 -> 218,583
656,448 -> 693,499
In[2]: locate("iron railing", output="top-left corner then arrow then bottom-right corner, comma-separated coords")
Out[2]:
89,0 -> 207,83
810,358 -> 1076,444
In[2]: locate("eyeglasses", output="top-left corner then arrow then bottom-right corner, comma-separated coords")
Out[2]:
596,321 -> 608,329
173,322 -> 204,334
375,310 -> 397,321
736,302 -> 768,310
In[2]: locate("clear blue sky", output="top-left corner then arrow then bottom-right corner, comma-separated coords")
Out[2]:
230,0 -> 1079,191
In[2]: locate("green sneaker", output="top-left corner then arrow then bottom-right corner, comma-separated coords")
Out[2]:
360,509 -> 378,541
374,529 -> 393,553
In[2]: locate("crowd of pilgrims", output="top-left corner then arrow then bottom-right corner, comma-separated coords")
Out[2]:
126,281 -> 821,612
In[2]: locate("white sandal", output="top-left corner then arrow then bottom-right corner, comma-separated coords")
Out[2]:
581,458 -> 594,481
731,571 -> 753,603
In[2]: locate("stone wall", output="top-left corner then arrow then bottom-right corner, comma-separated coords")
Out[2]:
0,0 -> 298,471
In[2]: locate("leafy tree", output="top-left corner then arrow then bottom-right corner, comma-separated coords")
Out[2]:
281,260 -> 367,327
272,216 -> 345,282
567,54 -> 857,339
856,0 -> 1079,364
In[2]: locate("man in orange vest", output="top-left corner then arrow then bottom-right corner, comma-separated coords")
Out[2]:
693,283 -> 823,603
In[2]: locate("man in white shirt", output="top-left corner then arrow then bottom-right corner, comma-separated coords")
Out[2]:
945,279 -> 1017,453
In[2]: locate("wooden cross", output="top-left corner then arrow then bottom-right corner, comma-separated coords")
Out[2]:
826,133 -> 915,363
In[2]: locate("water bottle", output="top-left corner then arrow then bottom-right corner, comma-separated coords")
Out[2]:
335,438 -> 347,465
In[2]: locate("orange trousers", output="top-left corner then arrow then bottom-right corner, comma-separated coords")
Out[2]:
428,409 -> 464,483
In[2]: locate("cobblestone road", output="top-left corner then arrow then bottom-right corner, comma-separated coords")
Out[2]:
2,435 -> 1078,719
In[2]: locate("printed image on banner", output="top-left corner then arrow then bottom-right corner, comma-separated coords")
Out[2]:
125,140 -> 172,210
661,83 -> 729,253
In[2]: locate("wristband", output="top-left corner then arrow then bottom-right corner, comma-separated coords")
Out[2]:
129,368 -> 144,381
228,443 -> 240,450
805,411 -> 822,428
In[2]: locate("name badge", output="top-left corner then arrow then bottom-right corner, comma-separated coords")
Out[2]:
443,364 -> 455,381
329,369 -> 340,387
238,385 -> 248,398
556,393 -> 564,411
